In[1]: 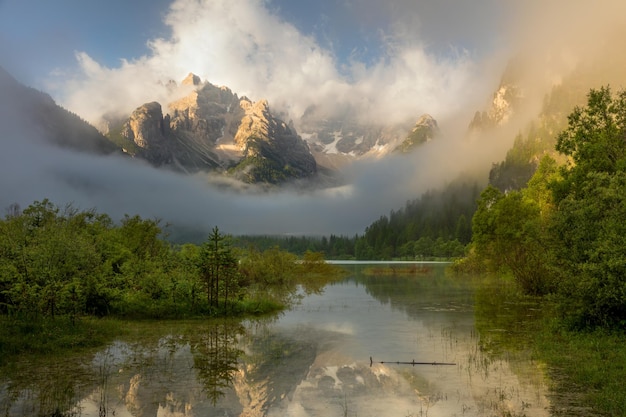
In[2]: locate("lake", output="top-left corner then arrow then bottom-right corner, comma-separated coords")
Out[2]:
0,262 -> 551,417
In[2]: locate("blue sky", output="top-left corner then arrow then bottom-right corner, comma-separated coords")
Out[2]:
0,0 -> 515,128
1,0 -> 621,124
0,0 -> 172,83
1,0 -> 506,84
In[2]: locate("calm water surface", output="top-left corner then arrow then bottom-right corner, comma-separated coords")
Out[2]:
1,263 -> 551,417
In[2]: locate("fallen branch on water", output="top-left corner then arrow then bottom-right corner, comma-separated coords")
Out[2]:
370,356 -> 456,366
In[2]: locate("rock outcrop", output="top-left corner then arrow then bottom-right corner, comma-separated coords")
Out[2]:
469,84 -> 522,131
118,101 -> 173,166
468,61 -> 524,132
298,105 -> 410,158
111,73 -> 316,184
230,98 -> 317,184
394,114 -> 439,153
123,102 -> 167,149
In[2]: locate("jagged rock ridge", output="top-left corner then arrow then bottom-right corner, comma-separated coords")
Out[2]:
231,98 -> 316,183
298,105 -> 413,158
394,114 -> 439,153
111,73 -> 317,185
469,84 -> 522,131
103,73 -> 451,186
468,62 -> 524,132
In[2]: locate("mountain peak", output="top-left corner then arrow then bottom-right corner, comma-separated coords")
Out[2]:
182,73 -> 202,86
394,114 -> 439,154
414,114 -> 438,130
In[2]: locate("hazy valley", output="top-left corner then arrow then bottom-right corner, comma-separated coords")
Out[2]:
2,0 -> 626,240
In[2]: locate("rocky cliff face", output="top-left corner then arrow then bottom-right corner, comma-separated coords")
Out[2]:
168,74 -> 242,148
394,114 -> 439,153
230,98 -> 316,183
120,102 -> 171,164
468,61 -> 524,132
111,73 -> 316,184
469,84 -> 523,131
298,105 -> 411,158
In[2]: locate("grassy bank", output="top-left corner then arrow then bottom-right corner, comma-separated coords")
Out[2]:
107,295 -> 285,319
474,275 -> 626,416
0,267 -> 344,368
362,264 -> 435,276
0,316 -> 123,367
533,322 -> 626,416
0,300 -> 285,368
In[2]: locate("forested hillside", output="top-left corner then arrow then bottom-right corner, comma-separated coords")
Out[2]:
468,86 -> 626,329
247,74 -> 612,262
0,67 -> 119,154
354,182 -> 479,259
235,181 -> 479,260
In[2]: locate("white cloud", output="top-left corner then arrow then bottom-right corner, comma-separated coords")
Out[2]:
55,0 -> 485,128
9,0 -> 626,239
4,0 -> 518,238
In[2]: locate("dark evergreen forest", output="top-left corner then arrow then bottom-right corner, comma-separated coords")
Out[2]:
235,181 -> 480,260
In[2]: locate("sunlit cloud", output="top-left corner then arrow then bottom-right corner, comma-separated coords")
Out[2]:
4,0 -> 626,237
55,0 -> 485,129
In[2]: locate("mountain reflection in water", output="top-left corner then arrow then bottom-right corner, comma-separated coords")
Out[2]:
0,263 -> 551,417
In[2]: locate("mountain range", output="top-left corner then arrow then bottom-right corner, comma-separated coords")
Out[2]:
5,44 -> 626,239
6,47 -> 624,202
1,67 -> 446,188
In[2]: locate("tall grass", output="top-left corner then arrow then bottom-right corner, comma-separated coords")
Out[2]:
474,274 -> 626,416
0,296 -> 285,367
533,322 -> 626,416
0,316 -> 122,367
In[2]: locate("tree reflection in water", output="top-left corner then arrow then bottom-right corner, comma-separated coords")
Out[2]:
190,321 -> 245,406
0,356 -> 92,417
0,266 -> 554,417
0,320 -> 249,416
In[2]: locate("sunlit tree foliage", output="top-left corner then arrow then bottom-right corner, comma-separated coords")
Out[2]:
470,86 -> 626,329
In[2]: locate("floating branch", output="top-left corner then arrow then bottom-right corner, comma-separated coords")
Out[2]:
370,356 -> 456,367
